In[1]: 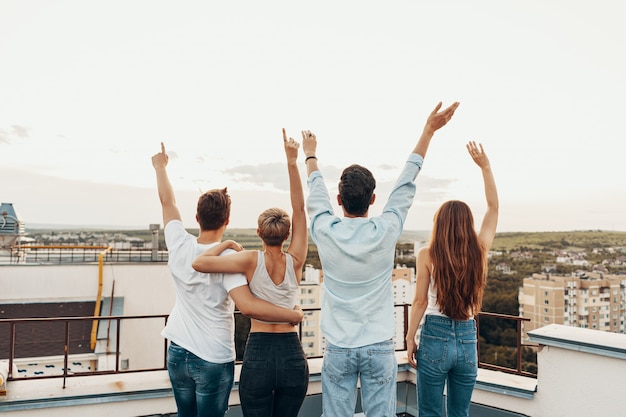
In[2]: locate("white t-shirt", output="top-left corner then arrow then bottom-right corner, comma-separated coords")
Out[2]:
160,220 -> 247,363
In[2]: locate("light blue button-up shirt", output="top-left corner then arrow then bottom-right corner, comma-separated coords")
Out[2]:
306,153 -> 424,348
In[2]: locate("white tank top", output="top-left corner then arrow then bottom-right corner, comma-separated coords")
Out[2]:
424,276 -> 447,318
424,275 -> 474,320
248,251 -> 299,323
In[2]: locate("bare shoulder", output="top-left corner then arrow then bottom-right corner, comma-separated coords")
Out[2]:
417,246 -> 430,258
416,246 -> 432,267
244,250 -> 261,264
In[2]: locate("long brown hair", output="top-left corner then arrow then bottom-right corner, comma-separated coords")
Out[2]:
429,200 -> 487,320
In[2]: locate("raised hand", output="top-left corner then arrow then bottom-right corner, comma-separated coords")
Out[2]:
301,130 -> 317,158
283,128 -> 300,164
424,101 -> 460,134
466,141 -> 490,169
413,102 -> 459,158
152,142 -> 169,169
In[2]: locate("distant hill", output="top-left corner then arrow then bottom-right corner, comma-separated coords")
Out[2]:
491,230 -> 626,251
402,230 -> 626,251
399,230 -> 431,243
23,226 -> 626,253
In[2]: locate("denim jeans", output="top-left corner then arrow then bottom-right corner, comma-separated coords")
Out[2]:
416,315 -> 478,417
239,332 -> 309,417
322,339 -> 397,417
167,341 -> 234,417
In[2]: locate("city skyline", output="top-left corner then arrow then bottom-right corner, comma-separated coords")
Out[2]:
1,1 -> 625,232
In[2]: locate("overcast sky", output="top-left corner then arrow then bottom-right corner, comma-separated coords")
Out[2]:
1,1 -> 624,232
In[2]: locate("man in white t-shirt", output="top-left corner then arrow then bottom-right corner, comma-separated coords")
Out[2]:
152,142 -> 303,417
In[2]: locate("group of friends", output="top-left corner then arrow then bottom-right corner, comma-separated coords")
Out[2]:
151,100 -> 499,417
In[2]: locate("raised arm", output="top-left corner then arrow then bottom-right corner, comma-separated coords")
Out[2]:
467,141 -> 499,251
192,240 -> 258,279
152,142 -> 182,226
412,101 -> 460,158
283,129 -> 308,277
302,130 -> 318,177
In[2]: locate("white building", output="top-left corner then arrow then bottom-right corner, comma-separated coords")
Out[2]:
298,281 -> 323,357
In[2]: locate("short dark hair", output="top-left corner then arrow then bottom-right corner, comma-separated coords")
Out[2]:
338,164 -> 376,216
196,188 -> 231,231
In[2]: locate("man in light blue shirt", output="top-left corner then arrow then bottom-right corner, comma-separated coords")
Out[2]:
301,101 -> 460,417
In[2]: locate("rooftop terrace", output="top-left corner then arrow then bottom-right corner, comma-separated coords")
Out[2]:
2,324 -> 625,417
1,247 -> 625,416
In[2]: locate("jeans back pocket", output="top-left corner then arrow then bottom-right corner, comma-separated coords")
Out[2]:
418,334 -> 448,364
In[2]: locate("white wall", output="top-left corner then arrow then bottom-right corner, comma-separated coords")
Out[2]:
0,263 -> 174,310
532,340 -> 626,416
0,263 -> 175,371
471,324 -> 626,416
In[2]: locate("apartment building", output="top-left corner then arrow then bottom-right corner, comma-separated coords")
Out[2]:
519,272 -> 626,338
299,266 -> 324,357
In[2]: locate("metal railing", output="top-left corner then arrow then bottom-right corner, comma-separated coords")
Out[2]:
397,306 -> 536,377
0,314 -> 169,389
0,307 -> 536,390
1,245 -> 169,264
476,311 -> 535,377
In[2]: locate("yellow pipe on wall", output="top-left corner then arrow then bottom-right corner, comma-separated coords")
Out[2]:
90,247 -> 113,350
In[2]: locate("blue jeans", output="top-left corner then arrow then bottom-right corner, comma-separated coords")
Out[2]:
239,332 -> 309,417
167,341 -> 234,417
417,315 -> 478,417
322,339 -> 397,417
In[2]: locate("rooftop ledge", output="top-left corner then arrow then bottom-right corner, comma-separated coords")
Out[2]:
0,351 -> 538,414
528,323 -> 626,360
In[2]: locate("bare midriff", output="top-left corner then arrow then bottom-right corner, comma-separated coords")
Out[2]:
250,321 -> 297,333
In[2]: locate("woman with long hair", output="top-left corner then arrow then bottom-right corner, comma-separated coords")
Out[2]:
406,141 -> 498,417
192,129 -> 309,417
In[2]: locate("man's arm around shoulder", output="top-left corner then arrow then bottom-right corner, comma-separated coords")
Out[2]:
229,286 -> 304,324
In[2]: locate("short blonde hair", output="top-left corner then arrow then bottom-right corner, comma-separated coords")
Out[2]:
257,208 -> 290,247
